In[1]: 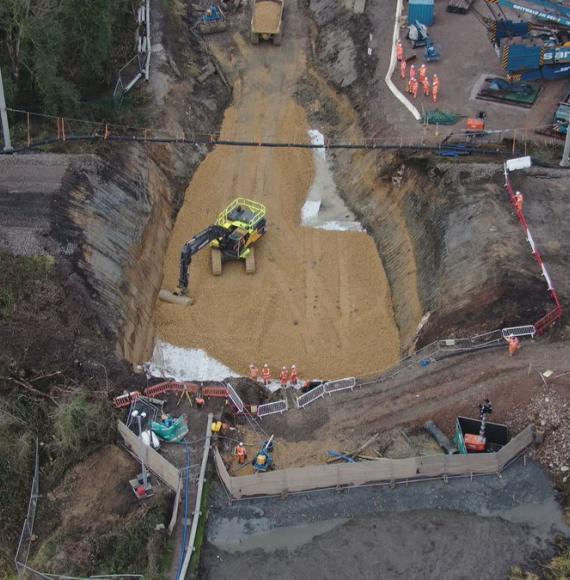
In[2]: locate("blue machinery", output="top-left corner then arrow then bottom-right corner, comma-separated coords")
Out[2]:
477,0 -> 570,79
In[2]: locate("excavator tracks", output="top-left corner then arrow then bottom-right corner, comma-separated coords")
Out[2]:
211,248 -> 222,276
245,248 -> 256,274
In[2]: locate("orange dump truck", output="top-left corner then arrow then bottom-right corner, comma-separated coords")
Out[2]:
250,0 -> 284,45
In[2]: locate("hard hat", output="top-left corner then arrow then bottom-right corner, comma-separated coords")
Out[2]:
263,363 -> 268,367
250,363 -> 254,367
292,364 -> 296,368
239,442 -> 244,446
434,73 -> 438,78
282,366 -> 286,370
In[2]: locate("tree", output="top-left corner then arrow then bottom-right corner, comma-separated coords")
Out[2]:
61,0 -> 113,87
0,0 -> 62,81
0,0 -> 135,116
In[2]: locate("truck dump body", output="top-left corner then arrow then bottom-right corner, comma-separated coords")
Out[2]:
252,0 -> 283,33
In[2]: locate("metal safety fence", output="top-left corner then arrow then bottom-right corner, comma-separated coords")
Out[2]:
502,325 -> 536,339
15,440 -> 39,577
225,382 -> 244,413
296,383 -> 326,408
113,0 -> 151,100
257,400 -> 288,417
324,377 -> 356,395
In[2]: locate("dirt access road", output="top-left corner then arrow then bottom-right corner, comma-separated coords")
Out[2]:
155,6 -> 400,378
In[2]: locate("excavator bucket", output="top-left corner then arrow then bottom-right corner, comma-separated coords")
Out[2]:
158,289 -> 192,306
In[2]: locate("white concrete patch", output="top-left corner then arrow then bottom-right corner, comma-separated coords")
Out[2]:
301,199 -> 321,222
316,221 -> 366,232
301,130 -> 364,233
148,339 -> 239,381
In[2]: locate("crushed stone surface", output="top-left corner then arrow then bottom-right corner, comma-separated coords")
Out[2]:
155,19 -> 400,379
252,1 -> 281,32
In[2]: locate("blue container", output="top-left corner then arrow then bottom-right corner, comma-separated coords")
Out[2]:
408,0 -> 434,26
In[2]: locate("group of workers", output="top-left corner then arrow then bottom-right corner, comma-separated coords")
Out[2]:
397,40 -> 440,103
249,363 -> 299,387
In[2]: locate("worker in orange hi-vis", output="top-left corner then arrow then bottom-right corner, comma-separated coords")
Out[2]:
407,75 -> 415,95
235,442 -> 247,464
400,58 -> 407,80
289,364 -> 298,386
432,74 -> 440,103
396,40 -> 404,62
514,190 -> 524,212
279,366 -> 289,387
418,63 -> 427,83
422,76 -> 430,97
507,335 -> 521,356
409,64 -> 416,81
249,363 -> 259,381
261,363 -> 272,385
411,77 -> 419,99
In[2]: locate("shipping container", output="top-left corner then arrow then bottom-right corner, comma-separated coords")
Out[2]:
408,0 -> 434,26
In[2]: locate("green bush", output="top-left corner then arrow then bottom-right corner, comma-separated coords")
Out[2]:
93,495 -> 171,576
546,547 -> 570,579
47,395 -> 116,485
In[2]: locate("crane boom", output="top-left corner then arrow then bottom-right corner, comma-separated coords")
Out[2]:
486,0 -> 570,28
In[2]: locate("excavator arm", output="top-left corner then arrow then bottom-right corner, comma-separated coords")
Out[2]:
176,225 -> 228,294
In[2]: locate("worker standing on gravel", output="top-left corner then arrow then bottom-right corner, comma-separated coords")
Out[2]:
400,58 -> 407,80
422,76 -> 430,97
235,442 -> 247,464
432,74 -> 440,103
261,364 -> 272,385
507,335 -> 520,356
249,363 -> 259,381
419,63 -> 427,83
279,366 -> 289,388
396,39 -> 404,62
290,364 -> 298,386
515,190 -> 524,213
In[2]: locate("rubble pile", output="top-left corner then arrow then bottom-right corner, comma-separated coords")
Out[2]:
510,383 -> 570,476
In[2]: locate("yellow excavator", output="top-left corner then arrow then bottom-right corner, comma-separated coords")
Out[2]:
160,198 -> 267,305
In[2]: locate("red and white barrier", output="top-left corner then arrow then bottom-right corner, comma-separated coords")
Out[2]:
504,159 -> 563,334
112,390 -> 141,408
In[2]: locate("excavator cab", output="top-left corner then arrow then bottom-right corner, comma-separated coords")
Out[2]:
210,198 -> 267,275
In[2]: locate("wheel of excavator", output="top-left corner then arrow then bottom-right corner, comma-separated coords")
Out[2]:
211,248 -> 222,276
245,248 -> 256,274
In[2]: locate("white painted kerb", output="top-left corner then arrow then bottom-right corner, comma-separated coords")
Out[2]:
385,0 -> 421,121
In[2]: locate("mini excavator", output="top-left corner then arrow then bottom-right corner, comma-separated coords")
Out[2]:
160,198 -> 267,304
